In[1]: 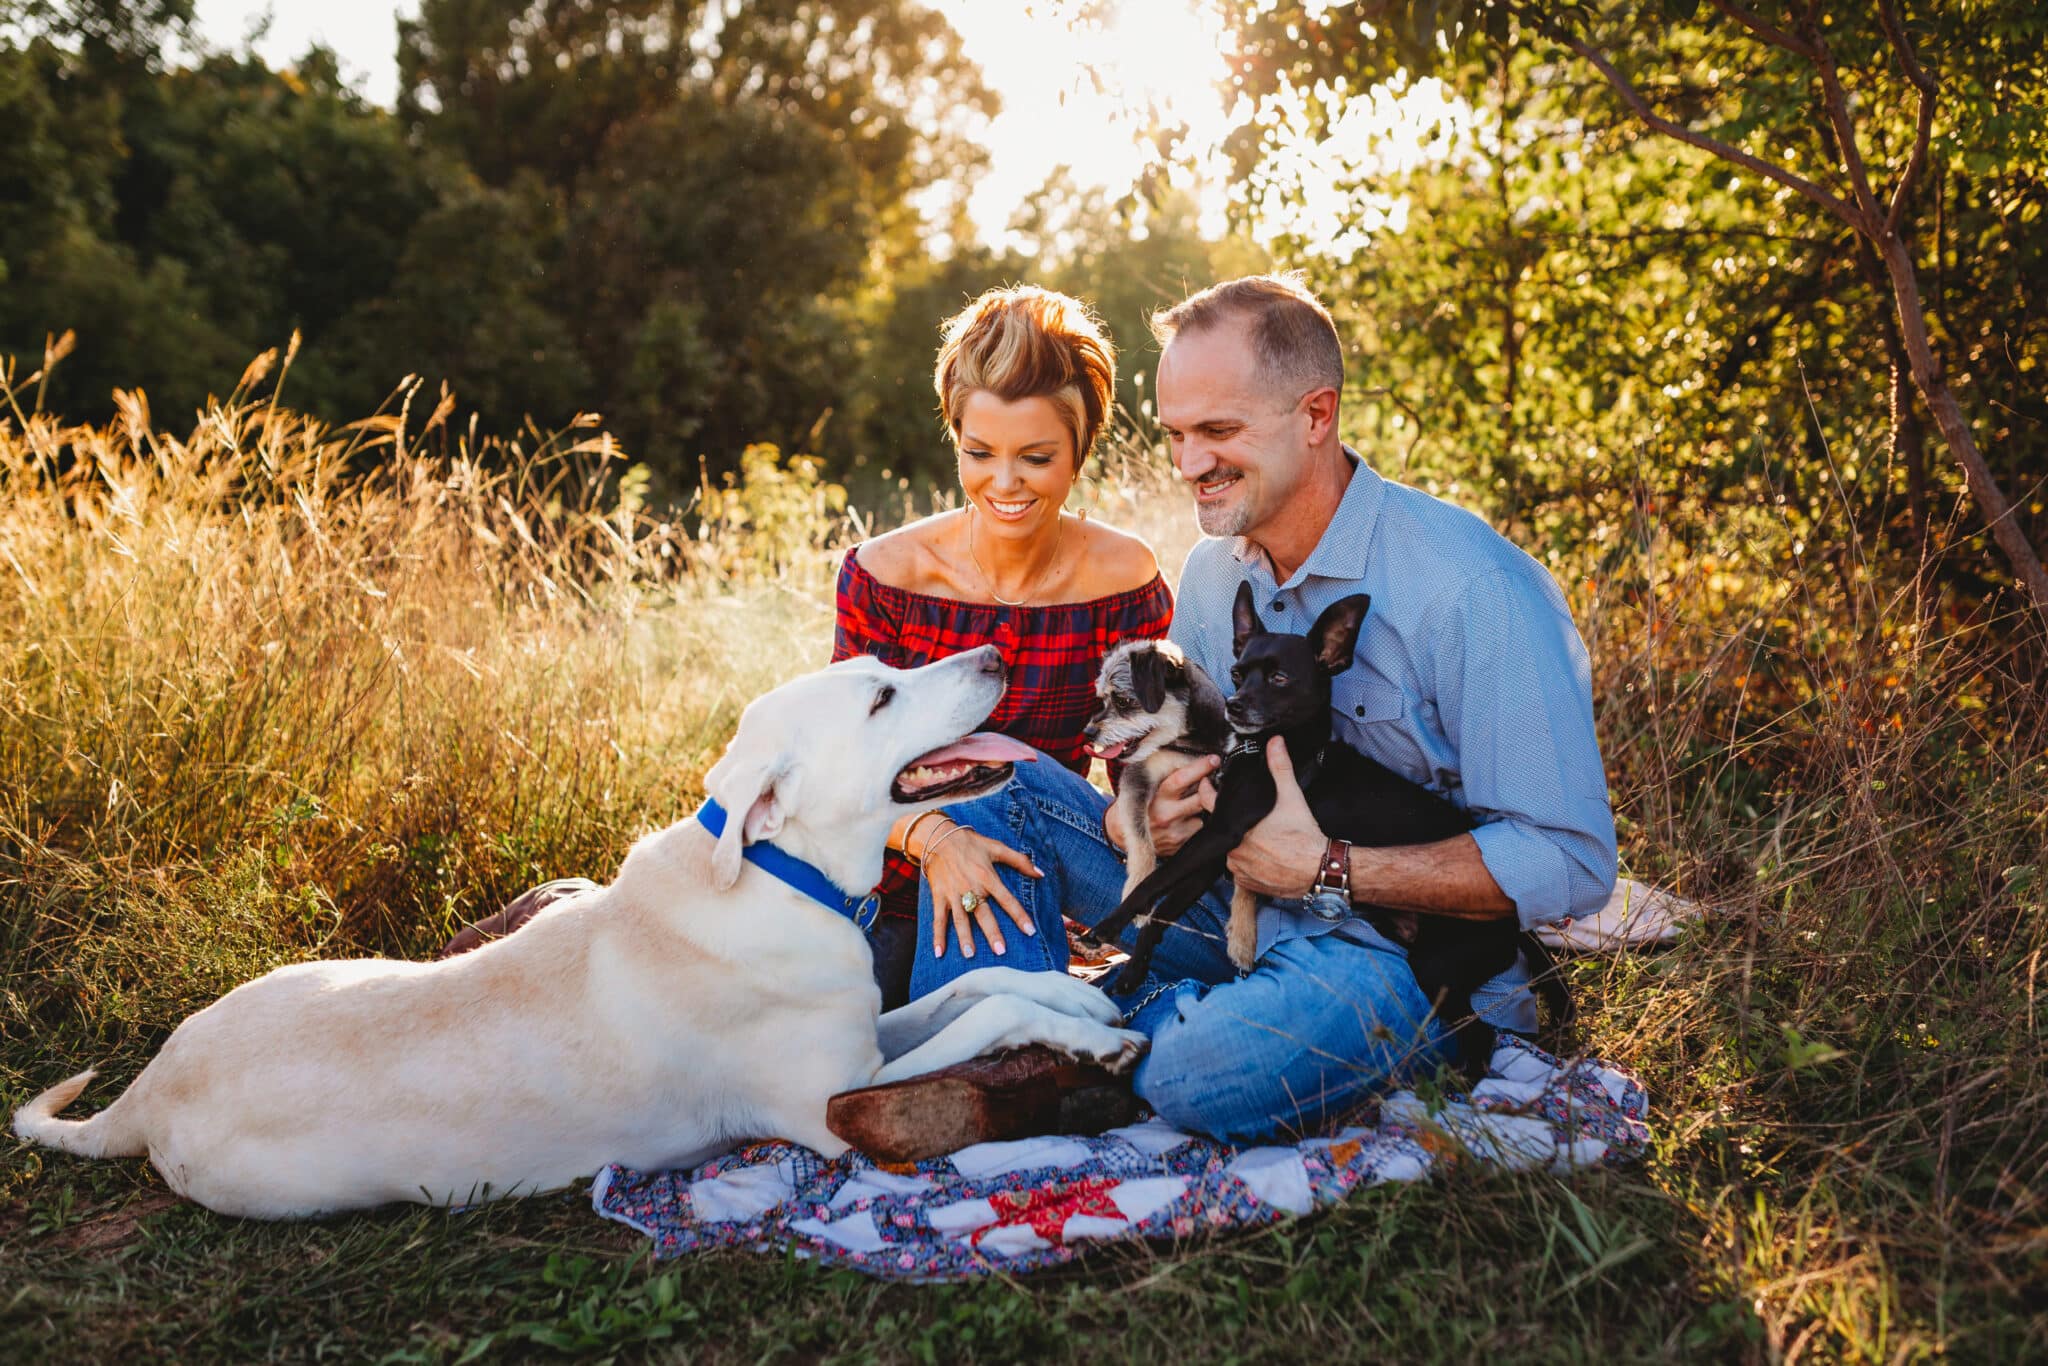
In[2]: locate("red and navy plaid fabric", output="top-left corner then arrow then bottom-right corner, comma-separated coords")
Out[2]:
832,548 -> 1174,918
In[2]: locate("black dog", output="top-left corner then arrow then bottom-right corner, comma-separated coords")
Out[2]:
1091,581 -> 1568,1074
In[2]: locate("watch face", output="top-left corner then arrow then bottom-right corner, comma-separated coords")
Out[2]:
1304,889 -> 1351,923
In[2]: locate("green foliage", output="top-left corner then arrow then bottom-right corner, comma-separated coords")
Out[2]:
373,0 -> 1002,479
308,178 -> 593,428
0,0 -> 996,490
697,442 -> 853,577
564,90 -> 872,471
0,41 -> 435,423
494,1253 -> 702,1353
1,0 -> 196,63
4,1 -> 2045,1356
1218,1 -> 2048,605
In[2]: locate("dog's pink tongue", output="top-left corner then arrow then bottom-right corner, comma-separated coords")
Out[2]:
910,732 -> 1036,767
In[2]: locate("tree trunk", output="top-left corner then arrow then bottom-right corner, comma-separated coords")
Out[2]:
1893,350 -> 1929,559
1854,241 -> 1931,585
1874,230 -> 2048,624
1893,356 -> 1934,621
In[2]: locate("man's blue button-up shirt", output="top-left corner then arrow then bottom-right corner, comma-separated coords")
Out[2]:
1168,454 -> 1618,1024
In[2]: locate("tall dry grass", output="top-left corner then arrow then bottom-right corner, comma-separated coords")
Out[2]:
1543,467 -> 2048,1357
0,339 -> 850,1044
2,342 -> 2044,1357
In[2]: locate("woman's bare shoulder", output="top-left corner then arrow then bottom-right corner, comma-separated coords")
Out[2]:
1074,517 -> 1161,596
854,513 -> 956,593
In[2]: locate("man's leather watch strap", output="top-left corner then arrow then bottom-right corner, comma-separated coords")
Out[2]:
1313,837 -> 1352,901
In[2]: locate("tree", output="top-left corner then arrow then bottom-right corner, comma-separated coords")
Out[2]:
1215,1 -> 2048,627
0,0 -> 195,66
391,0 -> 996,481
1239,45 -> 1900,575
397,0 -> 992,261
0,37 -> 434,424
308,177 -> 592,430
564,89 -> 872,472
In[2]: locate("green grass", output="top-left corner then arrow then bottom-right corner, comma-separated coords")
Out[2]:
3,364 -> 2044,1360
3,1168 -> 1713,1361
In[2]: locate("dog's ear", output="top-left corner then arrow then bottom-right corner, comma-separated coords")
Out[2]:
1231,580 -> 1265,657
1130,648 -> 1168,712
706,751 -> 797,891
1309,594 -> 1370,675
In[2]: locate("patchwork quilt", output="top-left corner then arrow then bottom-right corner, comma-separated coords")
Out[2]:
591,1036 -> 1650,1282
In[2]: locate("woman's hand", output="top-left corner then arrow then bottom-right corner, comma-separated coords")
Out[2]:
921,824 -> 1042,959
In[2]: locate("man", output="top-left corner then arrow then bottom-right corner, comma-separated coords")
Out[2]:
881,274 -> 1616,1141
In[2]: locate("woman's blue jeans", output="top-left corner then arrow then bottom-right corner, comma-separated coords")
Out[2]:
893,752 -> 1460,1143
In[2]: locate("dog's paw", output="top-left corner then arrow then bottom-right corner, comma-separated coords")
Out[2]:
1058,1024 -> 1148,1075
1029,972 -> 1124,1026
946,966 -> 1124,1026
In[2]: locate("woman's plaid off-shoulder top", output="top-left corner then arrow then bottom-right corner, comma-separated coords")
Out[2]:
831,547 -> 1174,920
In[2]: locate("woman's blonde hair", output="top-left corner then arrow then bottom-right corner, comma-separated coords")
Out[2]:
934,286 -> 1116,465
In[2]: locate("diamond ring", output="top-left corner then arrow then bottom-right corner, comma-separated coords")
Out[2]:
959,891 -> 982,913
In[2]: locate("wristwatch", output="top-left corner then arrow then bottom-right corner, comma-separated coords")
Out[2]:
1302,837 -> 1353,922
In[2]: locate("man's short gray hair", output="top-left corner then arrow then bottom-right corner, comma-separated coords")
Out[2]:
1149,273 -> 1344,400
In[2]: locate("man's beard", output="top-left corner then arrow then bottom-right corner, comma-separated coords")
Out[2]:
1192,466 -> 1253,538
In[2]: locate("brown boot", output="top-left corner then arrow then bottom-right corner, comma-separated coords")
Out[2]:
826,1046 -> 1140,1164
437,877 -> 601,958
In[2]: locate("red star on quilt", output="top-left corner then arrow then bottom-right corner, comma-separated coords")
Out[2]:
971,1177 -> 1124,1246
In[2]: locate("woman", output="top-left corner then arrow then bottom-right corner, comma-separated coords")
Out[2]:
835,286 -> 1170,1007
443,286 -> 1169,1005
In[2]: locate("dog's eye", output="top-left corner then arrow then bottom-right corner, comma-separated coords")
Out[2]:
1228,666 -> 1244,686
1112,689 -> 1135,708
1270,671 -> 1290,687
869,685 -> 895,714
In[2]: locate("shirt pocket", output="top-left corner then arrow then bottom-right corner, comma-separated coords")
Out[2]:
1333,673 -> 1441,797
1333,672 -> 1406,728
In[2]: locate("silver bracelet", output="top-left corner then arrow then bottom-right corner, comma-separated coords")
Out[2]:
920,821 -> 969,862
900,810 -> 946,863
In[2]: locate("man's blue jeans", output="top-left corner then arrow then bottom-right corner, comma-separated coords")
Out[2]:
902,753 -> 1458,1143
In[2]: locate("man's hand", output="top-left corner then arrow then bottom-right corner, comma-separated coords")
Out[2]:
1147,754 -> 1220,858
1225,737 -> 1326,899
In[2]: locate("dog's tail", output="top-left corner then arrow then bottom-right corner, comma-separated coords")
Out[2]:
13,1069 -> 148,1158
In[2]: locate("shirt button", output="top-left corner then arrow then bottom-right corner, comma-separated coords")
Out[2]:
1270,599 -> 1284,613
1354,705 -> 1366,717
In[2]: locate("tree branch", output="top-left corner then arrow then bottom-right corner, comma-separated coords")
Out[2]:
1876,0 -> 1937,93
1552,30 -> 1865,230
1879,0 -> 1937,235
1705,0 -> 1820,60
1805,21 -> 1886,226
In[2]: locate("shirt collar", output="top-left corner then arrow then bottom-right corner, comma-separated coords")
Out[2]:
1229,448 -> 1384,588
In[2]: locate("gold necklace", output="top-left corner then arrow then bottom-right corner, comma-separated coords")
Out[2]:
967,505 -> 1065,607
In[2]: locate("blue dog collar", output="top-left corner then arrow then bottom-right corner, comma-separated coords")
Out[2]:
693,798 -> 883,932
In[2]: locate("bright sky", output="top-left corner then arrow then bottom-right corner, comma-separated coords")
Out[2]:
189,0 -> 1243,249
188,1 -> 1467,256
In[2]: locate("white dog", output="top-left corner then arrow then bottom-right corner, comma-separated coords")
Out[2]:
14,646 -> 1145,1219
